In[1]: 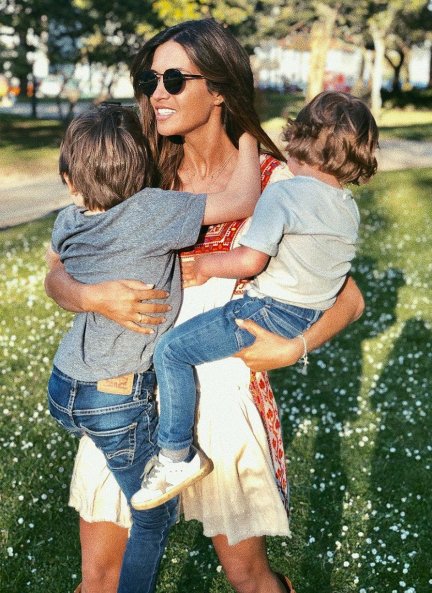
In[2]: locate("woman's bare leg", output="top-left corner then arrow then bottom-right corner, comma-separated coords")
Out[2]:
79,519 -> 128,593
78,520 -> 290,593
212,534 -> 287,593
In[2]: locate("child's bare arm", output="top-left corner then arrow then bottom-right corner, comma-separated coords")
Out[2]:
193,246 -> 269,285
203,133 -> 261,225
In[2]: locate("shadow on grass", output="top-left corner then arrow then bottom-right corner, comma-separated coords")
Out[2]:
0,114 -> 65,151
269,178 -> 414,591
356,317 -> 432,593
288,259 -> 405,593
158,519 -> 218,593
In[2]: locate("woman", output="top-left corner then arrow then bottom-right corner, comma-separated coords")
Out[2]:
45,19 -> 364,593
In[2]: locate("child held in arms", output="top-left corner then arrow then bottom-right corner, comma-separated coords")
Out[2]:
131,91 -> 379,511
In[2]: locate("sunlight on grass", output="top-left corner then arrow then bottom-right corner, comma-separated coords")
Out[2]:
379,110 -> 432,127
0,162 -> 431,591
0,115 -> 64,179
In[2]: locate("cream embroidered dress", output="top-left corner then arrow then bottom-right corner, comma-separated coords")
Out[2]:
69,156 -> 292,546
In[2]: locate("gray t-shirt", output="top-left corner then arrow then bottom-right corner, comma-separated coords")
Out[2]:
51,188 -> 206,381
240,176 -> 360,310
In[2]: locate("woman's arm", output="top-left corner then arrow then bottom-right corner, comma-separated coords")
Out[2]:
203,133 -> 261,225
45,260 -> 171,335
233,276 -> 365,371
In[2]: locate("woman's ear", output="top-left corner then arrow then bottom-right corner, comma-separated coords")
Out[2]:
213,93 -> 224,106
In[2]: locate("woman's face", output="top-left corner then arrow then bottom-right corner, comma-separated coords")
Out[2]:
149,40 -> 223,137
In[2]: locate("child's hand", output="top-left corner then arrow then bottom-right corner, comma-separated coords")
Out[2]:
181,256 -> 210,288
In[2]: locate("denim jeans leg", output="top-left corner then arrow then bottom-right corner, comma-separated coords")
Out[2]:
47,367 -> 178,593
154,295 -> 322,454
153,298 -> 261,451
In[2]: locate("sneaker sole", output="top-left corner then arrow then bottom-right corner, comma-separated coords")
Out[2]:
131,450 -> 214,511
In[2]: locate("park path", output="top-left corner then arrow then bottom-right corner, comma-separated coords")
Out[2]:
0,138 -> 431,229
0,175 -> 70,229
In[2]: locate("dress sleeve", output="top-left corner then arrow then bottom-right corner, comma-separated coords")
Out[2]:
266,160 -> 293,185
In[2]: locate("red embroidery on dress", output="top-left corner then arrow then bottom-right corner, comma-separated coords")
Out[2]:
180,155 -> 289,514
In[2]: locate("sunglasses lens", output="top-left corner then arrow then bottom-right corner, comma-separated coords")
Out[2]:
163,69 -> 185,95
138,72 -> 158,96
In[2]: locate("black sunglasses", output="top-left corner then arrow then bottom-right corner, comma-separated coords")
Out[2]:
137,68 -> 208,97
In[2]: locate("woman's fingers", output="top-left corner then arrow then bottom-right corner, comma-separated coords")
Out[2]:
135,312 -> 167,325
136,302 -> 171,315
95,280 -> 171,330
234,318 -> 266,336
233,318 -> 303,371
123,321 -> 157,335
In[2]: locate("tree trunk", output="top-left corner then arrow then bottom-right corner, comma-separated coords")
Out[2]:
351,46 -> 371,99
429,44 -> 432,89
19,75 -> 28,98
306,3 -> 338,103
385,47 -> 405,92
31,74 -> 38,119
370,26 -> 386,119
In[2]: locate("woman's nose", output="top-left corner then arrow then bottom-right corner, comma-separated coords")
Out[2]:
152,76 -> 170,99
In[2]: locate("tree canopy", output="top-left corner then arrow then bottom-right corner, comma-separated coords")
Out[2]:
0,0 -> 430,116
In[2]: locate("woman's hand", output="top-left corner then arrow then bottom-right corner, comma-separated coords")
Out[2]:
91,280 -> 171,334
233,276 -> 364,371
45,263 -> 170,334
233,319 -> 304,371
181,257 -> 209,288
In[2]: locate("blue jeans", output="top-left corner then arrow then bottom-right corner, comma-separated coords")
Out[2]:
154,294 -> 322,451
47,366 -> 178,593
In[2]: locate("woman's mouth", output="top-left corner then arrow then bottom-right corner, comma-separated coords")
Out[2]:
155,108 -> 176,120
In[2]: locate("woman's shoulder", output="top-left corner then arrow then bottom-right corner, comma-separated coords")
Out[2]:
259,154 -> 293,188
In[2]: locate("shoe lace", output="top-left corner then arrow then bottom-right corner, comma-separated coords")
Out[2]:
141,455 -> 165,487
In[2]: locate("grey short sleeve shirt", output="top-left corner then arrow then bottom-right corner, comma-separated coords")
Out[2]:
52,188 -> 206,381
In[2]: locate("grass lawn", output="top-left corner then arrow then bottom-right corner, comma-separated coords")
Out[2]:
1,167 -> 431,592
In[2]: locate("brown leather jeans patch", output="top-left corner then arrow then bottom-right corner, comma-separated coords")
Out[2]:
97,373 -> 134,395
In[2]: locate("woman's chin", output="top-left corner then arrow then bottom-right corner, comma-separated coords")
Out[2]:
156,117 -> 177,135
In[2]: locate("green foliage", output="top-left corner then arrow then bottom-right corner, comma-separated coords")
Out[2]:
382,88 -> 432,111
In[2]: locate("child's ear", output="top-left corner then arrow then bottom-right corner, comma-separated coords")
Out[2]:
62,173 -> 77,195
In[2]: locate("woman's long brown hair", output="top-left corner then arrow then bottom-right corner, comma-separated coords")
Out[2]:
130,19 -> 286,190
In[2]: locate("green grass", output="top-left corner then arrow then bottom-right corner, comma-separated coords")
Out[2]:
1,168 -> 431,592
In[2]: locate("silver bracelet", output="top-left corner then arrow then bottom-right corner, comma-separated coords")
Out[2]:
298,333 -> 309,375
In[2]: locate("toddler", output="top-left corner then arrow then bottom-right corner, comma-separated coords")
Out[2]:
131,91 -> 379,510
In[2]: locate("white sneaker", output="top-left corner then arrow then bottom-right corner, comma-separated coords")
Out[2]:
131,447 -> 213,510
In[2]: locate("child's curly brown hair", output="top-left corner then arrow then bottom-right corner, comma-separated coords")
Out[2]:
283,91 -> 379,185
